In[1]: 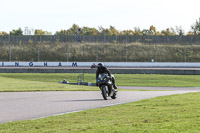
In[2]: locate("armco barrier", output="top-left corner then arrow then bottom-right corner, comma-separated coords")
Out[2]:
1,62 -> 200,68
1,62 -> 200,75
1,67 -> 200,75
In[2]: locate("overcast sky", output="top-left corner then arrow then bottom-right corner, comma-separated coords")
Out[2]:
0,0 -> 199,34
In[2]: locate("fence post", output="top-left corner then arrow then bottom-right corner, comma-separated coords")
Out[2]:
67,48 -> 69,62
125,43 -> 127,62
9,46 -> 11,62
155,44 -> 157,62
96,44 -> 98,62
126,35 -> 128,62
184,43 -> 187,62
38,47 -> 40,62
8,35 -> 10,44
40,35 -> 42,42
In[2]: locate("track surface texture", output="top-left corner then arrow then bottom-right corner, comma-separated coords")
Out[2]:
0,87 -> 199,124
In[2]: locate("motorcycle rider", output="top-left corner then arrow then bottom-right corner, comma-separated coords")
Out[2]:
96,63 -> 118,90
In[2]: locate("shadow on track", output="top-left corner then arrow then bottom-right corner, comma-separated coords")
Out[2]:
51,99 -> 104,102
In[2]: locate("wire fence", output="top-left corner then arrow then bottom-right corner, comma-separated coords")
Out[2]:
0,35 -> 200,44
1,42 -> 200,62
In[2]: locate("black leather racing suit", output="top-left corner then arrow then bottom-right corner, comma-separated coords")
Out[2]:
96,66 -> 117,89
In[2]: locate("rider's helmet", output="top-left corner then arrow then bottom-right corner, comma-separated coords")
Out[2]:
97,63 -> 104,68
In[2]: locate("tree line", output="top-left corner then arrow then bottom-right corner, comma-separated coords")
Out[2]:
0,18 -> 200,36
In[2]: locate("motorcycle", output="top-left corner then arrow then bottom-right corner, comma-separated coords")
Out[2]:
90,63 -> 97,69
97,74 -> 117,100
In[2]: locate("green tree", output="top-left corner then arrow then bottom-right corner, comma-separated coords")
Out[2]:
175,26 -> 184,36
133,27 -> 142,35
10,28 -> 23,35
66,24 -> 80,35
191,18 -> 200,35
149,25 -> 157,35
34,29 -> 52,35
98,26 -> 119,35
142,29 -> 151,35
81,27 -> 99,35
120,30 -> 134,35
186,31 -> 194,35
98,26 -> 109,35
55,25 -> 99,35
109,26 -> 119,35
55,30 -> 68,35
161,28 -> 176,36
98,26 -> 104,34
0,31 -> 8,35
141,25 -> 158,35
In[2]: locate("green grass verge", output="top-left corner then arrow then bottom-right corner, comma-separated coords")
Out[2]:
0,76 -> 98,92
116,74 -> 200,87
1,92 -> 200,132
0,73 -> 200,92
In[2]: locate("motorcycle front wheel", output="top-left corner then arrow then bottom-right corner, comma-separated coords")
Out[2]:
101,86 -> 108,100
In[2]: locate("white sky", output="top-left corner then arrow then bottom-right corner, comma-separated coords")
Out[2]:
0,0 -> 199,34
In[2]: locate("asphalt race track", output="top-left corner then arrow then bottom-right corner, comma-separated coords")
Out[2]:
0,87 -> 199,124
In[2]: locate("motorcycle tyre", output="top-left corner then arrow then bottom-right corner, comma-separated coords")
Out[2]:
101,86 -> 108,100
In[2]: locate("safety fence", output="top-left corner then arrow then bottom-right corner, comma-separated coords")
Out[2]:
0,35 -> 200,44
1,42 -> 200,62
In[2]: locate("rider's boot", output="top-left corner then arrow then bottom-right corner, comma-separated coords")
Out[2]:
113,84 -> 118,92
111,77 -> 117,90
113,84 -> 117,89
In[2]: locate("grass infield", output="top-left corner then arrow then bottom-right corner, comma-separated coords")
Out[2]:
0,73 -> 200,92
0,92 -> 200,132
